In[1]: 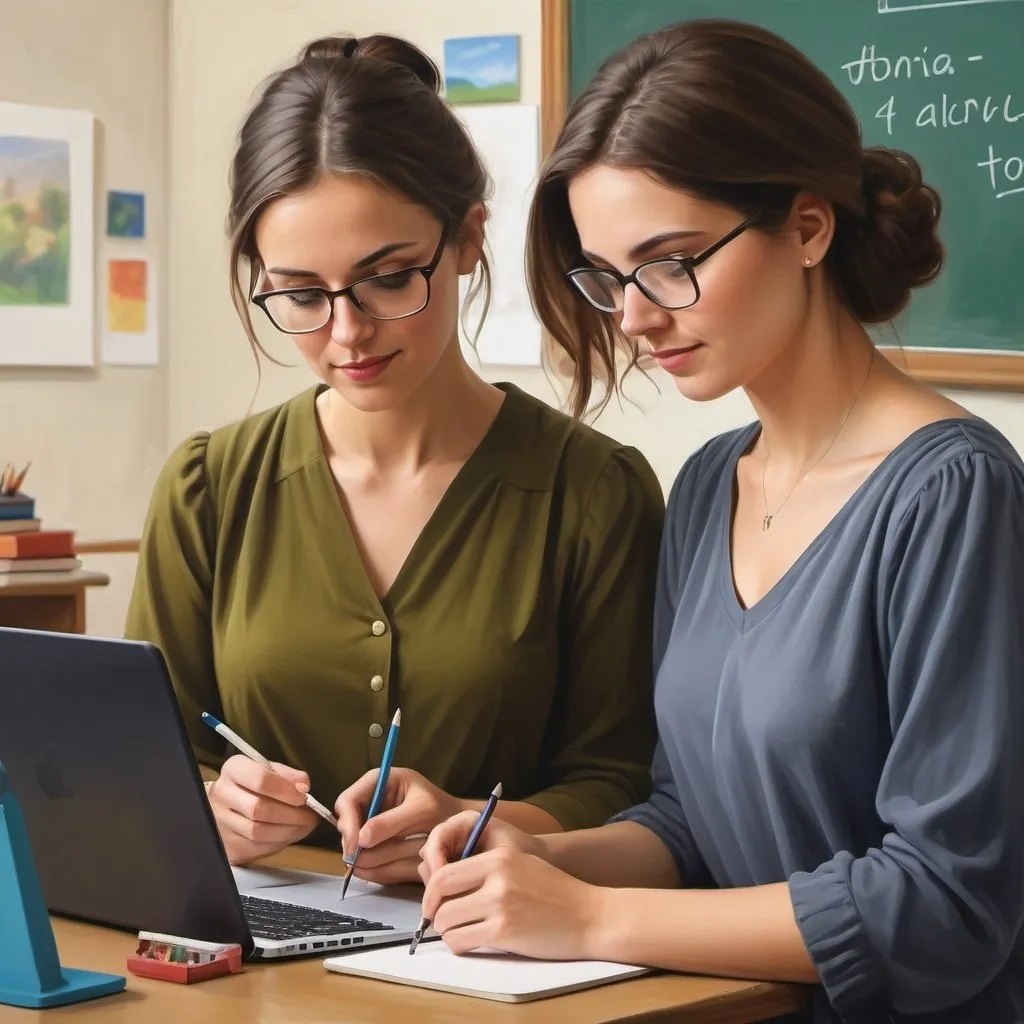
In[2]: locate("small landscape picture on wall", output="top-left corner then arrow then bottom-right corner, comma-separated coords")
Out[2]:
443,35 -> 520,104
0,135 -> 70,306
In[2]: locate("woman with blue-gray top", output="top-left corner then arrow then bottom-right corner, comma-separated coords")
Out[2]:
418,19 -> 1024,1024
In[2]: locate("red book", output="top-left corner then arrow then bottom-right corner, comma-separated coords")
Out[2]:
0,530 -> 75,559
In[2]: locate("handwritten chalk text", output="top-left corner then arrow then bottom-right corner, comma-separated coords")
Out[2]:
917,93 -> 1024,127
841,43 -> 1022,199
842,44 -> 955,84
977,145 -> 1024,198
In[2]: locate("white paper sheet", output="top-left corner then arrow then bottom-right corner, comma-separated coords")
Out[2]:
324,940 -> 649,1003
453,104 -> 542,367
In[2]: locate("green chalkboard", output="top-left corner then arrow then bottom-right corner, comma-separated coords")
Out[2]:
569,0 -> 1024,354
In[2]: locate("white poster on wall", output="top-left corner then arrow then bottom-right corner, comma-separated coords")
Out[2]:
0,101 -> 95,367
102,255 -> 158,366
454,103 -> 542,367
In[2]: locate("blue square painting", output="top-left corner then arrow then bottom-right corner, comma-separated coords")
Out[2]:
107,190 -> 145,238
443,35 -> 520,104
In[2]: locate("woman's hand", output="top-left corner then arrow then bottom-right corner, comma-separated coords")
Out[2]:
335,768 -> 462,885
421,846 -> 606,960
418,809 -> 547,885
207,755 -> 318,865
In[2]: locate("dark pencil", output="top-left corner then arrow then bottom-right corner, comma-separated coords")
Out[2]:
408,781 -> 502,954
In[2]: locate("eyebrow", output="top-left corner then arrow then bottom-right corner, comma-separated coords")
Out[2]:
581,230 -> 705,266
266,241 -> 418,279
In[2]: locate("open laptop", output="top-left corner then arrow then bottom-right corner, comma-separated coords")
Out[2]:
0,626 -> 421,959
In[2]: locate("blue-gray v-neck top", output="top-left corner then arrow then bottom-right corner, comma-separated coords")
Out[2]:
614,417 -> 1024,1023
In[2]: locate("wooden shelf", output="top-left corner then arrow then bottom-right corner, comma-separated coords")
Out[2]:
75,539 -> 140,555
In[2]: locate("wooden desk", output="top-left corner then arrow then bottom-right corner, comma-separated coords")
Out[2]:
0,847 -> 807,1023
0,570 -> 109,634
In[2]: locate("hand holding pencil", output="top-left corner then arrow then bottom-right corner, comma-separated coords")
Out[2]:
415,806 -> 598,961
200,712 -> 329,866
408,782 -> 502,954
201,713 -> 337,826
334,765 -> 464,888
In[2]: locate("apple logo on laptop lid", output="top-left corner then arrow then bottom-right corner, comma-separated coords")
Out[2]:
34,751 -> 74,801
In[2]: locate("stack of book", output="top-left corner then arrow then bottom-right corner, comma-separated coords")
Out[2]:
0,465 -> 81,584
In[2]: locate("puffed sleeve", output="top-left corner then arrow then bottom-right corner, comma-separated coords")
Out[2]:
789,451 -> 1024,1017
124,433 -> 226,769
521,447 -> 664,829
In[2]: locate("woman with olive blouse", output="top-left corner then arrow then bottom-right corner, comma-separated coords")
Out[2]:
124,33 -> 663,876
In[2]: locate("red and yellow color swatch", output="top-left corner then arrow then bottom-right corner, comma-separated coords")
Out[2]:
107,258 -> 147,333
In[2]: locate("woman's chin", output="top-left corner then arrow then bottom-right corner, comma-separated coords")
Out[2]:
668,371 -> 736,404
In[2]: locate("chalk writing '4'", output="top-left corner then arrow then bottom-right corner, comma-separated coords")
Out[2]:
876,96 -> 897,134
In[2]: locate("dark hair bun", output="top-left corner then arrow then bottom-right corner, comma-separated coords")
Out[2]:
299,36 -> 357,62
298,34 -> 440,95
831,147 -> 944,323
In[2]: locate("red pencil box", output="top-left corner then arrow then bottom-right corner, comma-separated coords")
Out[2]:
126,932 -> 243,984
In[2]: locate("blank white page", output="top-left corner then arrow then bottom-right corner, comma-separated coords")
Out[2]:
323,941 -> 649,1003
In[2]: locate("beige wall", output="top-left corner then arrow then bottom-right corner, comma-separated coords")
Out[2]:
0,0 -> 168,636
4,0 -> 1023,636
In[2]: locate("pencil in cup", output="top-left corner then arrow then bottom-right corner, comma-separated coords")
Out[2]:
340,708 -> 402,899
408,781 -> 503,954
200,712 -> 338,827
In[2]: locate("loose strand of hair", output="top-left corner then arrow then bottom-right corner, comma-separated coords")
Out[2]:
460,252 -> 493,354
228,233 -> 293,420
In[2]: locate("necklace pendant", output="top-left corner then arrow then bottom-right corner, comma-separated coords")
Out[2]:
762,514 -> 773,531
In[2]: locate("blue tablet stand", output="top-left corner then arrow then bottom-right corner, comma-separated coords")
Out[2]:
0,761 -> 126,1008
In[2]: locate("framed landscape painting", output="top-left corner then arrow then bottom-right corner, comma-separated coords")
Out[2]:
0,101 -> 95,366
443,35 -> 521,103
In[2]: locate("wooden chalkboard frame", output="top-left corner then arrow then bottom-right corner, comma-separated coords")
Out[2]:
539,0 -> 1024,392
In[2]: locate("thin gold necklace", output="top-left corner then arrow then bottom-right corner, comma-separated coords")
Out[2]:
760,349 -> 875,532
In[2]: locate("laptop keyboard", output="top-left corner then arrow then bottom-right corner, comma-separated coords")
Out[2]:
240,894 -> 395,942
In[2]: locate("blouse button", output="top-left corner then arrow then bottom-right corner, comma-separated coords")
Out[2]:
368,723 -> 384,739
370,675 -> 384,692
371,619 -> 387,637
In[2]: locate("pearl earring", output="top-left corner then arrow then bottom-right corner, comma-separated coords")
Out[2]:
803,256 -> 813,267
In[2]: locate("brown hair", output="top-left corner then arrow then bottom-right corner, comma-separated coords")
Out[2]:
527,19 -> 944,417
228,34 -> 492,371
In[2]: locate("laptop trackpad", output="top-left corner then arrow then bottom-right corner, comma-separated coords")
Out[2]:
232,865 -> 423,931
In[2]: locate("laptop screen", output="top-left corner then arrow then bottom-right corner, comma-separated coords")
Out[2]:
0,628 -> 253,954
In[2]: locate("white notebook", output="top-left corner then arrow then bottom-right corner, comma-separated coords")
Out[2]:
323,941 -> 649,1003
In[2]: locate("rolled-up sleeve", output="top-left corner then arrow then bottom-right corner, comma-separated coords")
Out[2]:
789,451 -> 1024,1017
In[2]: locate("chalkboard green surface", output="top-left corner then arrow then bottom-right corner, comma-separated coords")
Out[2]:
569,0 -> 1024,353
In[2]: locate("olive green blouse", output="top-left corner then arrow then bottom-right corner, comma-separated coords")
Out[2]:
124,383 -> 664,840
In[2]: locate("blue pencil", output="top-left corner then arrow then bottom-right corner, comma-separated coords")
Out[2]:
340,708 -> 402,899
408,781 -> 503,954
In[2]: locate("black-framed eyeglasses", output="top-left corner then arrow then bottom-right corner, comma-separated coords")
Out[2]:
252,228 -> 448,334
566,216 -> 754,314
